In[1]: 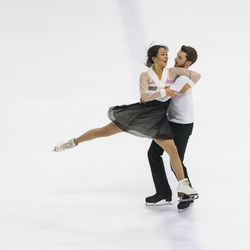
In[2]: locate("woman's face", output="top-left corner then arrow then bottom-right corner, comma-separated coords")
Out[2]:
153,48 -> 168,68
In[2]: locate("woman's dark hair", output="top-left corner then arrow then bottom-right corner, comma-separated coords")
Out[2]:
181,45 -> 198,65
146,45 -> 169,67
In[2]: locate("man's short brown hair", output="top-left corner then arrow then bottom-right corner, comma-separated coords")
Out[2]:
181,45 -> 198,65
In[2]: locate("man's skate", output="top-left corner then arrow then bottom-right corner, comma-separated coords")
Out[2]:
177,178 -> 199,203
53,138 -> 77,152
145,193 -> 173,206
177,194 -> 194,211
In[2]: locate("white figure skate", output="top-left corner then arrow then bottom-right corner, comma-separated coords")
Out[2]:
177,178 -> 199,201
53,138 -> 77,152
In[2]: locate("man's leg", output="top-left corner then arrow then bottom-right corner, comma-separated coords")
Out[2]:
169,122 -> 194,209
146,140 -> 172,204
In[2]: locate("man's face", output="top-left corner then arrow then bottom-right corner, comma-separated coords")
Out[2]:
174,51 -> 188,68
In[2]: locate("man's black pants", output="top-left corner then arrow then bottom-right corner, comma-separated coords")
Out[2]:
147,122 -> 193,197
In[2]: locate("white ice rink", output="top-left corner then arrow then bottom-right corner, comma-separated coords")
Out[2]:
1,0 -> 250,249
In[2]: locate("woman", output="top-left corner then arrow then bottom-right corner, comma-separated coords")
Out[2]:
53,45 -> 200,199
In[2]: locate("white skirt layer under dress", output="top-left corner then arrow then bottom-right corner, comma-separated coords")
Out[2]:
107,100 -> 173,139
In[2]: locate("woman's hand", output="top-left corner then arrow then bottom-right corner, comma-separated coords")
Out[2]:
165,87 -> 179,98
140,98 -> 145,104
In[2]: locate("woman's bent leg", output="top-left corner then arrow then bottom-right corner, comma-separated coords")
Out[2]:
75,122 -> 122,144
153,138 -> 198,197
153,139 -> 184,181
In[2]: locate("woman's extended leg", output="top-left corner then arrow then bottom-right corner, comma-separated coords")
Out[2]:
54,122 -> 122,151
75,122 -> 122,144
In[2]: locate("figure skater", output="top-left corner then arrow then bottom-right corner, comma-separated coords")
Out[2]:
53,45 -> 201,200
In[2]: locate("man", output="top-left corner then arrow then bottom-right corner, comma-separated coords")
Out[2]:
145,45 -> 199,210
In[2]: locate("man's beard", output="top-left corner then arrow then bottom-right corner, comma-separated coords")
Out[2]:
174,62 -> 185,68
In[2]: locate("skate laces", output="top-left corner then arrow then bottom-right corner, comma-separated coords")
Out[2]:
65,139 -> 76,148
183,179 -> 190,186
65,142 -> 73,148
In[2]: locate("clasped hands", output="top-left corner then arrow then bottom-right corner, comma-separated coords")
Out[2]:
140,86 -> 179,104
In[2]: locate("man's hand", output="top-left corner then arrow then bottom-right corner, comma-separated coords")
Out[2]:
165,87 -> 179,98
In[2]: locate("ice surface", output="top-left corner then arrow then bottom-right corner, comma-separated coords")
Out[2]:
1,0 -> 250,249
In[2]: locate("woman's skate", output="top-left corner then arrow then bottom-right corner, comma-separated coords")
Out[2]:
53,138 -> 77,152
177,178 -> 199,202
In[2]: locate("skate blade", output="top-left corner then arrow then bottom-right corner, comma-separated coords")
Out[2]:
178,194 -> 199,202
145,201 -> 173,206
178,193 -> 199,199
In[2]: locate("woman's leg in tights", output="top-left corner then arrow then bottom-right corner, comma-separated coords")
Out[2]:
74,122 -> 122,144
153,139 -> 184,181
